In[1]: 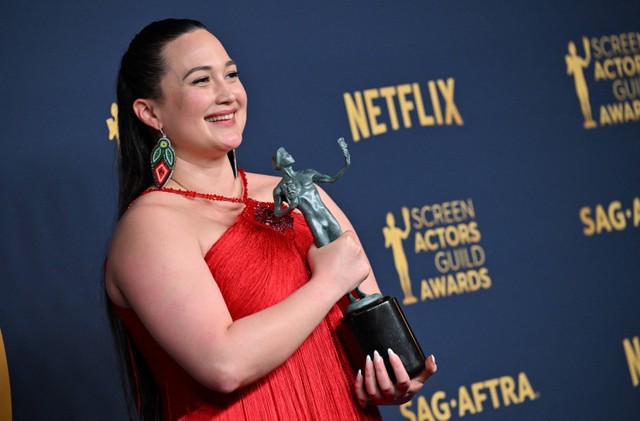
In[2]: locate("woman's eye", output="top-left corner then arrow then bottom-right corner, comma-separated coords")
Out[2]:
227,71 -> 239,80
193,76 -> 210,84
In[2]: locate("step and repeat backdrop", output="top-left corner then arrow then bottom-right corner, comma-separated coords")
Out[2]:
1,1 -> 639,419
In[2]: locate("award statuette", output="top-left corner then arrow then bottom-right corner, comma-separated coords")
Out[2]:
272,138 -> 426,380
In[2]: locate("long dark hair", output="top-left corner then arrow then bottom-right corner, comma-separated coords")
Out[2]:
116,18 -> 208,217
108,18 -> 207,421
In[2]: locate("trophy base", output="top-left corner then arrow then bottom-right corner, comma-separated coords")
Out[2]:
338,295 -> 425,381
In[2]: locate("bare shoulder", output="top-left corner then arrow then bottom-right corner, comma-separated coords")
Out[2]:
107,193 -> 205,274
105,193 -> 199,306
110,192 -> 195,245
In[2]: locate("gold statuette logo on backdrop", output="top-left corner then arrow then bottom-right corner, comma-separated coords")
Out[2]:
383,208 -> 418,305
565,32 -> 640,129
565,37 -> 598,129
106,102 -> 120,145
383,199 -> 492,305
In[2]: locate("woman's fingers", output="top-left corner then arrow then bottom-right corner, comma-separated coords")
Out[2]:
387,349 -> 411,395
372,350 -> 397,398
413,354 -> 438,384
357,352 -> 438,407
354,370 -> 369,408
364,354 -> 384,400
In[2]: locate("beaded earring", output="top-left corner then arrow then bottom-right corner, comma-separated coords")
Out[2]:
150,129 -> 175,188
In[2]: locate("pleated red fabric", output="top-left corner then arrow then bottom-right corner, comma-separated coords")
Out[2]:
115,179 -> 382,420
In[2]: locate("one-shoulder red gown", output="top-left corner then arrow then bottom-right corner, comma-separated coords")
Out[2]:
115,170 -> 381,420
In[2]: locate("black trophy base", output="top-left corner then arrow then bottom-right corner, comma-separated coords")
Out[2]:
338,295 -> 425,381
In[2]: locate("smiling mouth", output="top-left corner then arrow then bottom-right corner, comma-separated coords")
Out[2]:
205,113 -> 235,122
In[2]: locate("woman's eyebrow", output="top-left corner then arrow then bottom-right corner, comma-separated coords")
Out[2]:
182,61 -> 237,81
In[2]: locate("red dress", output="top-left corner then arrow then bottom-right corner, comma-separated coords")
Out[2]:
115,171 -> 381,420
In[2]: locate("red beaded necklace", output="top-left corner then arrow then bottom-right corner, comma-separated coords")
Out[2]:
133,168 -> 248,206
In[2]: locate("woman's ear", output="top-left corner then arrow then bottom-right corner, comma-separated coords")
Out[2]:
133,99 -> 162,131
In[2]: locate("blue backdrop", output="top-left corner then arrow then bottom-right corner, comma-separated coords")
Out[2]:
1,1 -> 639,419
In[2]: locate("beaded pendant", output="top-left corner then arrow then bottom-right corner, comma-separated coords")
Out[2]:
150,135 -> 175,187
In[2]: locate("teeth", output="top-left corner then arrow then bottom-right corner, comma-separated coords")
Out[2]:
206,113 -> 234,122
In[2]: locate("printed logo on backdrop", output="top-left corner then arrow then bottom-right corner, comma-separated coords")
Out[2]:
382,199 -> 491,305
343,78 -> 463,142
399,372 -> 539,420
106,102 -> 120,145
579,197 -> 640,236
565,32 -> 640,129
623,336 -> 640,387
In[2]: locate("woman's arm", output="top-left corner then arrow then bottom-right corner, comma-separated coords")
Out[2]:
106,200 -> 370,393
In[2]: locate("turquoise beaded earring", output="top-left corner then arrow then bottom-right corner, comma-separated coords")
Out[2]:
150,129 -> 175,188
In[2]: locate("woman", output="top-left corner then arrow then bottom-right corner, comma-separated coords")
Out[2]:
105,18 -> 436,420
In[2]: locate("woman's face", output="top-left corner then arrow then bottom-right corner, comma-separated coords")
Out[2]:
153,29 -> 247,163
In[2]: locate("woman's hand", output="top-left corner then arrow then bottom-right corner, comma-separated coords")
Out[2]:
355,350 -> 437,408
307,230 -> 371,298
